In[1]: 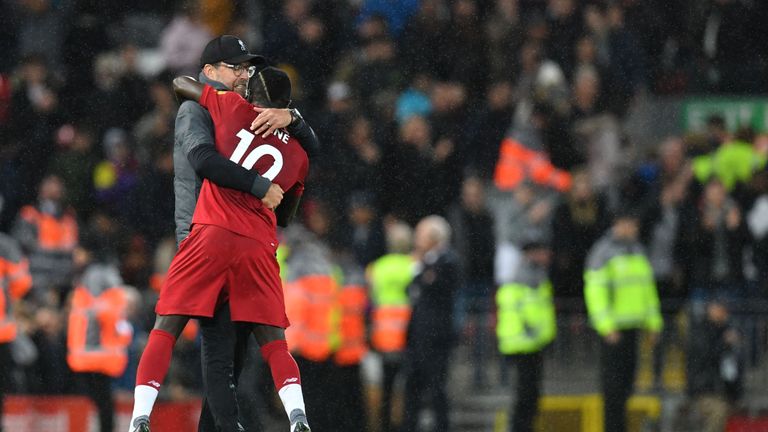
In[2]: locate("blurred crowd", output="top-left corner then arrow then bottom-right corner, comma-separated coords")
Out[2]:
2,0 -> 768,429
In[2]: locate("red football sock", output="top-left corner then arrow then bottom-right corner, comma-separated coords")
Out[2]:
135,329 -> 177,389
260,340 -> 302,390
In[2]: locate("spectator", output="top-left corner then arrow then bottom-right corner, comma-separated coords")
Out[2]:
12,175 -> 78,305
159,0 -> 213,75
694,0 -> 759,93
93,128 -> 139,220
677,178 -> 749,309
381,116 -> 440,225
130,150 -> 175,246
24,306 -> 72,394
400,0 -> 449,78
489,181 -> 555,285
569,65 -> 604,122
402,215 -> 460,432
545,0 -> 582,77
49,124 -> 99,218
348,35 -> 403,116
463,81 -> 514,179
8,54 -> 61,204
342,190 -> 386,268
448,177 -> 495,389
133,75 -> 177,167
357,0 -> 419,38
687,300 -> 742,432
444,0 -> 489,96
605,3 -> 647,116
486,0 -> 524,82
13,0 -> 72,69
395,73 -> 433,126
263,0 -> 336,107
550,170 -> 609,298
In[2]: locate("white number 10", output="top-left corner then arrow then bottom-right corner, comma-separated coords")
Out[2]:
231,129 -> 284,181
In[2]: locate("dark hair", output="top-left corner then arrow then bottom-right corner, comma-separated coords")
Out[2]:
248,67 -> 292,108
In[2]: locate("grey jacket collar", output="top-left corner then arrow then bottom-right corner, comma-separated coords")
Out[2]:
198,72 -> 229,91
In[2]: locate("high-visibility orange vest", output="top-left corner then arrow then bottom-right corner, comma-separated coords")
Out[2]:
334,284 -> 368,366
19,206 -> 78,251
371,306 -> 411,353
0,256 -> 32,343
493,138 -> 572,192
368,254 -> 413,353
283,280 -> 307,354
285,275 -> 340,362
67,286 -> 132,377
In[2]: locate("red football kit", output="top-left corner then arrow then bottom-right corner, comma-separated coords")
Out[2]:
156,85 -> 308,327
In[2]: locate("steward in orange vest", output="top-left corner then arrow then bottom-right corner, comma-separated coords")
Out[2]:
0,233 -> 32,430
67,263 -> 132,432
494,137 -> 572,192
12,176 -> 78,301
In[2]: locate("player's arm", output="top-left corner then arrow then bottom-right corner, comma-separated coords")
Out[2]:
251,108 -> 320,155
176,101 -> 277,200
172,76 -> 204,102
285,109 -> 320,155
275,188 -> 302,227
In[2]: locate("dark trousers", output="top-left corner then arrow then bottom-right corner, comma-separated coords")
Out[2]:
199,304 -> 254,432
335,364 -> 367,432
0,343 -> 12,432
402,342 -> 451,432
296,357 -> 336,432
601,330 -> 638,432
507,352 -> 543,432
75,372 -> 113,432
379,356 -> 402,432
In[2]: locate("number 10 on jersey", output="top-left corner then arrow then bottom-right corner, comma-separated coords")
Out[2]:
230,129 -> 284,180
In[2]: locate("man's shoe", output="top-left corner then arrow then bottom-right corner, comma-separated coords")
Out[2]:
289,409 -> 310,432
131,415 -> 151,432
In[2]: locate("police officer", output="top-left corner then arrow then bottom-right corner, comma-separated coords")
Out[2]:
496,237 -> 556,432
584,210 -> 662,432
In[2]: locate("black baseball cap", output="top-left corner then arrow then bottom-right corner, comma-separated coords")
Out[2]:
200,35 -> 267,68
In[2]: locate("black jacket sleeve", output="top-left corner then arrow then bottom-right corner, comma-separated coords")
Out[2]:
187,144 -> 272,198
286,112 -> 320,156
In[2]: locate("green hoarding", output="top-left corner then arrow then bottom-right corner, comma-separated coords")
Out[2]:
682,98 -> 768,133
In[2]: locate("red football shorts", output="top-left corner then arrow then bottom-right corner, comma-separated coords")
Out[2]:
155,224 -> 289,328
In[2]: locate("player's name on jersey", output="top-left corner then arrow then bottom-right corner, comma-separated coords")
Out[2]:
273,129 -> 291,144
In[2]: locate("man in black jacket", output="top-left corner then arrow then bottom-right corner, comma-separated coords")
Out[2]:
402,215 -> 461,432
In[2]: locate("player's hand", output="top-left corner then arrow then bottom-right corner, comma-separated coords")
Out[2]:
251,107 -> 292,138
262,183 -> 284,210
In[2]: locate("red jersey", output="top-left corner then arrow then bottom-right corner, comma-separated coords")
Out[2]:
192,85 -> 309,241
